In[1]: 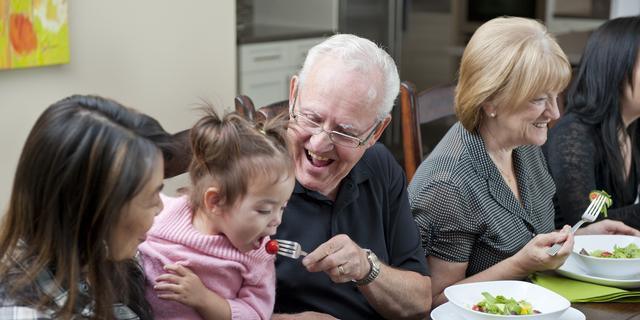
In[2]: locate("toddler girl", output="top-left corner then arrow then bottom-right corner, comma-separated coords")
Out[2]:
139,109 -> 294,319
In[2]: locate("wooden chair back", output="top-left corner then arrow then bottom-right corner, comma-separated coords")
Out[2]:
234,94 -> 289,121
256,99 -> 289,121
234,95 -> 257,121
400,81 -> 457,181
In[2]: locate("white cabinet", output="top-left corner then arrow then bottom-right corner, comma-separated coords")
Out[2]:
239,37 -> 325,107
240,69 -> 290,107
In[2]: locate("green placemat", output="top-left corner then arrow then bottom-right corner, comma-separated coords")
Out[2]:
530,272 -> 640,303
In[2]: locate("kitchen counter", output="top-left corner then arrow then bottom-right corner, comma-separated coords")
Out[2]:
237,24 -> 333,44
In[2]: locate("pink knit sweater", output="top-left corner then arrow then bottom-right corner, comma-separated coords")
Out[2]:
138,195 -> 276,320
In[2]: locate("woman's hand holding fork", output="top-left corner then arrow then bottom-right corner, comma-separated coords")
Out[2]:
509,219 -> 640,276
509,225 -> 574,276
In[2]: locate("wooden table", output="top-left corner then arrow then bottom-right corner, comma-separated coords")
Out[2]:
574,302 -> 640,319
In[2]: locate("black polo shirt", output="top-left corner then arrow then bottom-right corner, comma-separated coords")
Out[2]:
274,143 -> 429,320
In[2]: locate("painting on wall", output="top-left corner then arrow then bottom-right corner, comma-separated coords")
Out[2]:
0,0 -> 69,70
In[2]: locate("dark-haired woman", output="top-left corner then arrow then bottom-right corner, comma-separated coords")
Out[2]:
545,16 -> 640,229
0,95 -> 164,319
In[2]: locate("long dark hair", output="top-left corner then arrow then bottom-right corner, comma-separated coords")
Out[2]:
0,95 -> 159,319
564,16 -> 640,201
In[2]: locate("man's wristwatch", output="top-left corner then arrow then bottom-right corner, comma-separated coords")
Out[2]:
354,249 -> 380,286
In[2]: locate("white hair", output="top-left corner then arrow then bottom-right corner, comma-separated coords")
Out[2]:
298,34 -> 400,118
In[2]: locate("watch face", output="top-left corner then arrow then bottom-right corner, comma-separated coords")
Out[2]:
354,249 -> 381,286
369,250 -> 380,267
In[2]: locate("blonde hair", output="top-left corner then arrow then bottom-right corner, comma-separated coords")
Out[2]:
456,17 -> 571,131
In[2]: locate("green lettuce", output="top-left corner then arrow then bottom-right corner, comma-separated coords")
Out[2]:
473,292 -> 537,315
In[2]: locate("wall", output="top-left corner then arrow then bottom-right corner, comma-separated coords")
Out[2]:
0,0 -> 236,210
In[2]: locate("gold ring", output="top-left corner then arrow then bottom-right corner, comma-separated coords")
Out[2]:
338,265 -> 345,275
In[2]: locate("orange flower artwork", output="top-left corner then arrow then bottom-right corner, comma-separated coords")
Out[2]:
9,14 -> 36,55
0,0 -> 69,70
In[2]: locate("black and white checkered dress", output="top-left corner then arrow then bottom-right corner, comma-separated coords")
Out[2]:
408,122 -> 556,276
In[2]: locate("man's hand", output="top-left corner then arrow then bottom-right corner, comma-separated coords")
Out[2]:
302,234 -> 371,283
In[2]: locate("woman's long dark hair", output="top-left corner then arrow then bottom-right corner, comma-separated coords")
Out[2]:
0,95 -> 159,319
564,16 -> 640,202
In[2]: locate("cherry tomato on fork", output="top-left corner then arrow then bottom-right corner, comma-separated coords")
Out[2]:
265,239 -> 279,254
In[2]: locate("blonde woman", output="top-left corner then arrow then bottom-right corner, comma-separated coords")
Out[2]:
408,17 -> 640,307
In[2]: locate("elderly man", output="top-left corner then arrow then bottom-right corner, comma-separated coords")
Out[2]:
272,34 -> 431,320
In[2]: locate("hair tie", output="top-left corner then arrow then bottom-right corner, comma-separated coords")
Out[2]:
258,128 -> 266,135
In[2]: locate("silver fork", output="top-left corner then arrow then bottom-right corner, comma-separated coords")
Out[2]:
546,194 -> 607,256
276,239 -> 308,259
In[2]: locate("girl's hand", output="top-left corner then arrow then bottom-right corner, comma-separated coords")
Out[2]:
154,263 -> 214,309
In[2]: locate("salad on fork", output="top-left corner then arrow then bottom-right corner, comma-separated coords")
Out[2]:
546,190 -> 612,256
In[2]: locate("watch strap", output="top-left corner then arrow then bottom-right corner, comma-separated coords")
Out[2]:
354,249 -> 380,286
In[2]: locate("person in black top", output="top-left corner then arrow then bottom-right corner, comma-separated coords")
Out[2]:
545,16 -> 640,229
85,35 -> 430,318
272,34 -> 430,320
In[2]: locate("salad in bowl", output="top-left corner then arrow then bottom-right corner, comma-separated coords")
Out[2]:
444,281 -> 569,319
572,235 -> 640,279
472,292 -> 540,315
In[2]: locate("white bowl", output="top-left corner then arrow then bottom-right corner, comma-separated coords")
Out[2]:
444,281 -> 570,320
572,235 -> 640,279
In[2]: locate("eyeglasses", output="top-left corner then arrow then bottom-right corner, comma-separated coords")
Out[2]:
289,88 -> 381,148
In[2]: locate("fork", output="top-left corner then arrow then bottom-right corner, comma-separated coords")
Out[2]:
546,194 -> 607,256
276,239 -> 308,259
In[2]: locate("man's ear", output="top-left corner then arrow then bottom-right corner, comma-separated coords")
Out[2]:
368,114 -> 392,147
203,187 -> 222,215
